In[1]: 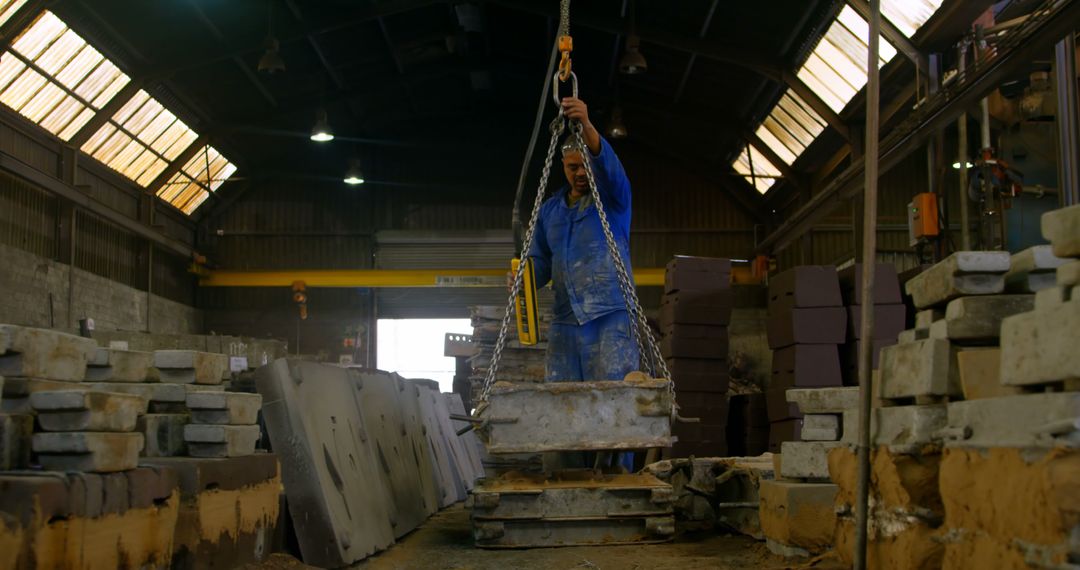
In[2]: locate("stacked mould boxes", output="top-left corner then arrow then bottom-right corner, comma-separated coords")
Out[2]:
837,263 -> 905,386
764,267 -> 846,453
467,305 -> 550,396
659,256 -> 733,458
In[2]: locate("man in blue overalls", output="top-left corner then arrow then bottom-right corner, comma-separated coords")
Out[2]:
527,96 -> 639,472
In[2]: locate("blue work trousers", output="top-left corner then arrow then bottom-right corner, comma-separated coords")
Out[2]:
544,310 -> 639,473
545,310 -> 640,382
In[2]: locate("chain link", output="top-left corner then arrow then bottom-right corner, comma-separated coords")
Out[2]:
477,113 -> 566,407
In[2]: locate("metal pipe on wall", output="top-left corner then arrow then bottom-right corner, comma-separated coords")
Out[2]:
958,42 -> 972,250
1055,33 -> 1079,206
854,0 -> 882,568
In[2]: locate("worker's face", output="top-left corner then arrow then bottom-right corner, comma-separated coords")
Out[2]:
562,150 -> 588,197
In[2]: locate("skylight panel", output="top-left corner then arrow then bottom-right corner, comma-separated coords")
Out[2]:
155,145 -> 238,214
732,144 -> 782,194
0,0 -> 29,28
0,10 -> 130,140
81,89 -> 200,187
796,5 -> 897,113
882,0 -> 944,38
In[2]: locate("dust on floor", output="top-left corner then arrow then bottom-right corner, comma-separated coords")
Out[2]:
348,505 -> 836,570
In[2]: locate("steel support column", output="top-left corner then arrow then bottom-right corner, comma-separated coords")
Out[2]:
1056,33 -> 1079,206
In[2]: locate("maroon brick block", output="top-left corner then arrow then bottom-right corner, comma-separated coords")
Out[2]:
664,440 -> 729,459
728,393 -> 769,430
767,307 -> 847,349
765,387 -> 801,421
768,266 -> 843,313
840,338 -> 897,386
837,263 -> 903,305
666,256 -> 733,275
672,422 -> 727,444
768,419 -> 803,453
845,304 -> 907,340
660,290 -> 733,326
661,334 -> 729,360
771,344 -> 843,389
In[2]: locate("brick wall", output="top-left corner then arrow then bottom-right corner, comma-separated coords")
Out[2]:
0,242 -> 202,334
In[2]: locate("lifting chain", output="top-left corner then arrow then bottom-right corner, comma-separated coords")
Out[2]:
557,0 -> 573,81
477,54 -> 675,410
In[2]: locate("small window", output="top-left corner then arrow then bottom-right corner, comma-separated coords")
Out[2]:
0,11 -> 130,140
0,0 -> 29,28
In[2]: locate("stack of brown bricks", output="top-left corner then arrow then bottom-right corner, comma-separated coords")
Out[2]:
764,266 -> 846,453
837,263 -> 905,386
660,256 -> 733,458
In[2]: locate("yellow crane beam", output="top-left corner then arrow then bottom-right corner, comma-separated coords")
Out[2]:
197,267 -> 666,288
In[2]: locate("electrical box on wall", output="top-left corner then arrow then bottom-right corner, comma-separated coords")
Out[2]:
908,192 -> 939,246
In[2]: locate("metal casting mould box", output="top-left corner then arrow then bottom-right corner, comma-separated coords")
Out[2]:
476,378 -> 674,454
469,471 -> 673,521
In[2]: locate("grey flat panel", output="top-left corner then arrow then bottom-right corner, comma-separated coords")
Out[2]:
390,373 -> 443,516
446,393 -> 487,489
255,359 -> 395,567
430,389 -> 480,493
350,369 -> 437,537
403,378 -> 466,507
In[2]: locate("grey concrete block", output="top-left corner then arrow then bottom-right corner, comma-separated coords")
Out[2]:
84,348 -> 154,383
786,387 -> 859,414
153,350 -> 227,385
86,382 -> 186,403
904,252 -> 1011,309
779,441 -> 844,479
0,413 -> 33,469
186,392 -> 262,425
2,377 -> 87,398
30,390 -> 146,432
873,404 -> 947,453
1041,204 -> 1080,258
933,295 -> 1035,343
914,309 -> 942,331
897,329 -> 924,344
137,413 -> 189,457
840,408 -> 863,444
0,397 -> 29,414
1059,259 -> 1080,287
1000,297 -> 1080,386
1034,286 -> 1072,313
184,424 -> 260,458
0,325 -> 97,382
32,432 -> 144,472
800,414 -> 840,441
944,392 -> 1080,449
1006,245 -> 1069,293
879,339 -> 960,400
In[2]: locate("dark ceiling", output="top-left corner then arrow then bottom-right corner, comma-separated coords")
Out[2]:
51,0 -> 837,208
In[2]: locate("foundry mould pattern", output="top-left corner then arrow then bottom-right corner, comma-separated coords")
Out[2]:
475,377 -> 675,454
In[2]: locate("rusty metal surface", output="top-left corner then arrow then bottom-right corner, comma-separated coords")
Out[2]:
476,378 -> 674,454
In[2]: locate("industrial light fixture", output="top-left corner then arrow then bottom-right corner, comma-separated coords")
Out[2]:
257,2 -> 285,74
607,105 -> 628,139
619,35 -> 647,75
344,159 -> 365,185
951,161 -> 974,169
618,1 -> 646,75
310,109 -> 334,142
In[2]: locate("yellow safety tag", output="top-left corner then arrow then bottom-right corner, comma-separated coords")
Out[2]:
512,258 -> 540,346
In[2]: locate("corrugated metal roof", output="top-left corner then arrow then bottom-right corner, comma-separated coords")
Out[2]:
155,145 -> 237,215
732,143 -> 782,194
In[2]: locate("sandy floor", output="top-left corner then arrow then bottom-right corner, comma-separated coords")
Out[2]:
350,505 -> 828,570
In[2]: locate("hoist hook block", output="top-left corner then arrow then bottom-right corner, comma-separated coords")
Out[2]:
557,34 -> 573,81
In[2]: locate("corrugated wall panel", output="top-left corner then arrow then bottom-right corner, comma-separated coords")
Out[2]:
0,170 -> 57,258
212,235 -> 373,270
77,166 -> 139,219
0,120 -> 59,176
152,246 -> 195,305
215,182 -> 373,233
73,210 -> 140,288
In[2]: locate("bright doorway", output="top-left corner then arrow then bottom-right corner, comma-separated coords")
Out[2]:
376,318 -> 472,393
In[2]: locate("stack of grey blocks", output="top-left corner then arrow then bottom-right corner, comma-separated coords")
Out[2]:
30,390 -> 147,472
780,387 -> 859,479
874,251 -> 1025,453
183,391 -> 262,458
0,325 -> 97,469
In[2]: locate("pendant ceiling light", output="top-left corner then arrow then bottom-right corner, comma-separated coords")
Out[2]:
310,109 -> 334,142
344,158 -> 365,185
257,1 -> 285,74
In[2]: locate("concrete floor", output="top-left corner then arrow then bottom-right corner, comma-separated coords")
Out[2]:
348,505 -> 822,570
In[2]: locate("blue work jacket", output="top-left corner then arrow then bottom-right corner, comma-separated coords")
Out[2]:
527,137 -> 633,325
